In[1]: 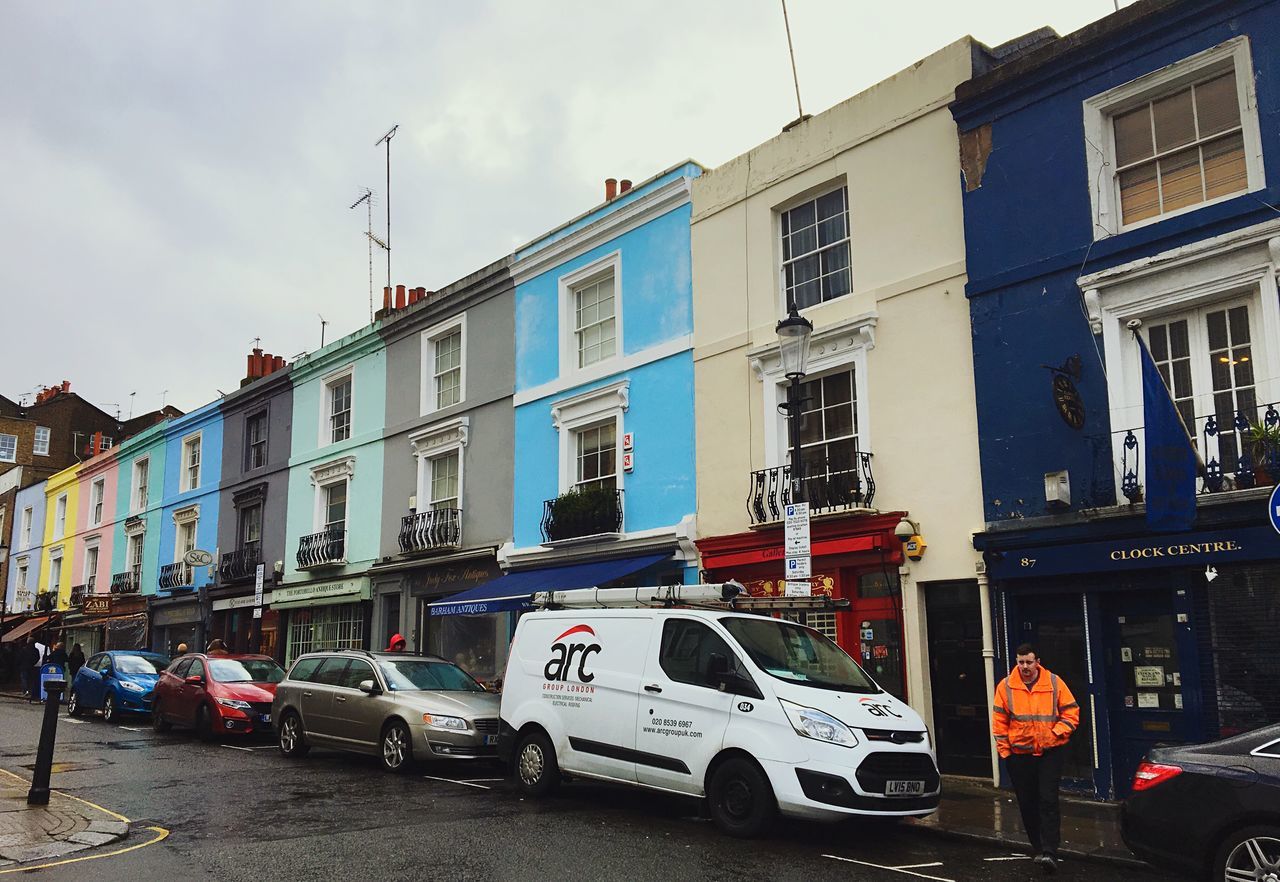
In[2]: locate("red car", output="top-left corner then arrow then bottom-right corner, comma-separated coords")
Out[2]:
152,653 -> 285,739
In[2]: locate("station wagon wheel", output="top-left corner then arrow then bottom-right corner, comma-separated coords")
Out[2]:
102,694 -> 116,723
381,721 -> 413,773
1215,825 -> 1280,882
278,711 -> 310,758
67,689 -> 81,717
514,730 -> 560,797
707,757 -> 776,838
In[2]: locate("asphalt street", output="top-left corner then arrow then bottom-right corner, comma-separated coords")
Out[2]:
0,699 -> 1170,882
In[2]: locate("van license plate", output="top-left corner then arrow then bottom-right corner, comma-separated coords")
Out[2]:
886,780 -> 924,796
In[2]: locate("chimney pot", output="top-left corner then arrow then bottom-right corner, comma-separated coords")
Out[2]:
605,178 -> 618,201
274,355 -> 285,370
383,286 -> 393,311
246,353 -> 256,378
395,284 -> 406,309
409,287 -> 420,305
619,179 -> 632,194
61,380 -> 70,393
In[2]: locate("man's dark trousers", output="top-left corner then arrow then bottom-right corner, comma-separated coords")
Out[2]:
1006,746 -> 1065,856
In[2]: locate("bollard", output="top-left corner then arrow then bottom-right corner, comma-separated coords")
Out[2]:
27,679 -> 65,806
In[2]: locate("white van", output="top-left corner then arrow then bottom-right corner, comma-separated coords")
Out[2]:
498,585 -> 940,837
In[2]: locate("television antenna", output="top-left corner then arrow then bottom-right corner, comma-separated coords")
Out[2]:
101,402 -> 122,420
319,314 -> 329,348
374,125 -> 398,295
350,188 -> 381,322
127,391 -> 136,420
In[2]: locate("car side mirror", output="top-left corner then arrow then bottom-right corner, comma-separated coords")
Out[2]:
184,675 -> 205,686
357,679 -> 381,696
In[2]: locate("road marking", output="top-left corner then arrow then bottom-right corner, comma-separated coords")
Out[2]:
64,718 -> 87,725
894,864 -> 944,870
423,775 -> 492,790
459,777 -> 506,782
0,825 -> 170,875
823,855 -> 954,882
120,726 -> 146,732
220,744 -> 254,752
983,855 -> 1033,862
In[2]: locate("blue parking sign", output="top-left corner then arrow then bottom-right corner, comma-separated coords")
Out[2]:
38,663 -> 65,703
1270,484 -> 1280,536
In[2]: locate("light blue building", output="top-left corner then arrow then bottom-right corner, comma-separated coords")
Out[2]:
495,162 -> 704,601
5,480 -> 47,613
154,402 -> 223,599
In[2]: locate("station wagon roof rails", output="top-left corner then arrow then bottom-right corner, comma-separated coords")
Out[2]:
532,581 -> 851,613
332,648 -> 378,658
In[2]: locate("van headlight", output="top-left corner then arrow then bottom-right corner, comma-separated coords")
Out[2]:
780,700 -> 858,748
422,713 -> 467,731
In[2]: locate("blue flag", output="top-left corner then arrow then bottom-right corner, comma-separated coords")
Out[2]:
1137,334 -> 1197,531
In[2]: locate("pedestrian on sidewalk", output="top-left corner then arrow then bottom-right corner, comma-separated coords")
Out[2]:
992,643 -> 1080,875
68,643 -> 86,680
206,638 -> 229,656
387,633 -> 407,652
18,637 -> 38,698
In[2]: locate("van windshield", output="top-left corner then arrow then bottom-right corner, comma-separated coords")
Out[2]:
720,617 -> 879,693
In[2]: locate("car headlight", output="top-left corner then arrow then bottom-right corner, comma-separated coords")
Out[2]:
780,700 -> 858,748
120,681 -> 145,693
422,713 -> 468,731
216,698 -> 252,710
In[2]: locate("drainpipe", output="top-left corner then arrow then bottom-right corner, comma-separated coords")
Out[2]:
977,569 -> 1000,786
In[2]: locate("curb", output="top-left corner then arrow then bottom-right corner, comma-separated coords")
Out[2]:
904,819 -> 1149,870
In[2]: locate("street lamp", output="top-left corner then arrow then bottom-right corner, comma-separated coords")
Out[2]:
776,303 -> 814,502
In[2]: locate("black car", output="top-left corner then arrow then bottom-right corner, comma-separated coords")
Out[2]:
1122,723 -> 1280,880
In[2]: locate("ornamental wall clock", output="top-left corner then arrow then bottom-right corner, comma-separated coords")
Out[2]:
1044,355 -> 1085,430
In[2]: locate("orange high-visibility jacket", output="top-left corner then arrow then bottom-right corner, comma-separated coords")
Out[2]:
991,665 -> 1080,759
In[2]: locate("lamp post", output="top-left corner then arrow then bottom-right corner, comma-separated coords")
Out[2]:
776,303 -> 814,503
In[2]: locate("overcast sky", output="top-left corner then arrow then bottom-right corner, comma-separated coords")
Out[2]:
1,1 -> 1115,415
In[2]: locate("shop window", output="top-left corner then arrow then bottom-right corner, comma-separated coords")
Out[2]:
858,570 -> 901,599
286,603 -> 364,665
1209,565 -> 1280,736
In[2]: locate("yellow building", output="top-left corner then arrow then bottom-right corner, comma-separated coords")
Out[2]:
39,463 -> 81,610
692,39 -> 992,778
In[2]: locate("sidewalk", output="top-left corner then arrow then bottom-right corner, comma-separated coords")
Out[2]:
906,775 -> 1144,868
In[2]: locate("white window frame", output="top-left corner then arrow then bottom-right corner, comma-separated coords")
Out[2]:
0,433 -> 16,463
126,532 -> 144,580
83,541 -> 100,593
420,315 -> 467,417
20,506 -> 33,548
1081,220 -> 1280,502
15,561 -> 29,602
558,251 -> 623,383
131,456 -> 150,513
775,183 -> 854,313
308,457 -> 355,533
100,436 -> 113,451
1084,37 -> 1265,238
53,494 -> 67,540
173,505 -> 199,563
748,313 -> 876,469
48,547 -> 63,594
409,417 -> 469,513
33,426 -> 50,456
90,477 -> 105,526
550,380 -> 628,495
180,432 -> 202,492
245,409 -> 269,471
320,366 -> 355,446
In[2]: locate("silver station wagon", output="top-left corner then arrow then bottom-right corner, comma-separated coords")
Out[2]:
273,649 -> 501,772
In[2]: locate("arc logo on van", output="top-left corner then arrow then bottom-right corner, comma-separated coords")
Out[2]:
859,697 -> 902,718
544,624 -> 602,684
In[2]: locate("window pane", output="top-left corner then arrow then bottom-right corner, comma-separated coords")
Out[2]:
1171,358 -> 1193,399
1149,325 -> 1169,361
817,213 -> 846,248
822,372 -> 853,405
785,200 -> 815,231
815,188 -> 845,220
1206,309 -> 1228,350
792,254 -> 818,284
1159,146 -> 1204,212
788,225 -> 817,259
1152,87 -> 1196,153
824,405 -> 855,439
1169,320 -> 1191,359
1113,106 -> 1154,166
1195,73 -> 1241,136
1203,133 -> 1247,200
1232,346 -> 1255,388
1119,162 -> 1160,224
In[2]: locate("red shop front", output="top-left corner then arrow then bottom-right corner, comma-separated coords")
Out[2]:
697,512 -> 909,700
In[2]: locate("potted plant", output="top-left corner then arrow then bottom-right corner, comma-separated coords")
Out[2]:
545,484 -> 621,541
1246,421 -> 1280,486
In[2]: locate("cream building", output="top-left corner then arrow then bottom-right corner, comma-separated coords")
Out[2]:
692,39 -> 992,778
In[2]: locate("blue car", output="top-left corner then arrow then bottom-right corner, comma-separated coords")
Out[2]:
68,651 -> 171,722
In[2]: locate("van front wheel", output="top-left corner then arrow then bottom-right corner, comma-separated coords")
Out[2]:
515,731 -> 560,797
708,757 -> 776,838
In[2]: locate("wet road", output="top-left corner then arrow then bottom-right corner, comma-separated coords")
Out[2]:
0,698 -> 1167,881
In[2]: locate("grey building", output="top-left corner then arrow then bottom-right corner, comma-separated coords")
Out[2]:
370,260 -> 514,680
202,349 -> 292,658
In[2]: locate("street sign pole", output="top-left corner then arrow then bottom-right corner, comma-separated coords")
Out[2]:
784,503 -> 812,603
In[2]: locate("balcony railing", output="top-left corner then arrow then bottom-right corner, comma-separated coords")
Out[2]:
399,508 -> 462,554
158,561 -> 195,591
1115,401 -> 1280,502
70,584 -> 87,607
541,488 -> 624,543
220,542 -> 262,583
747,453 -> 877,526
110,571 -> 140,595
35,592 -> 55,612
296,528 -> 346,569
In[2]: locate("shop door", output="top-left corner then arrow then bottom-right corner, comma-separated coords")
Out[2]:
1103,591 -> 1190,797
1014,594 -> 1095,788
849,570 -> 906,700
926,582 -> 990,777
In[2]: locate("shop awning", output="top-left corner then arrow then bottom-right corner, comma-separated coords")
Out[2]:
1,616 -> 51,644
428,553 -> 671,616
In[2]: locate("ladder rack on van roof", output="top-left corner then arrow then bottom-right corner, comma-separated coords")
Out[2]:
530,582 -> 851,613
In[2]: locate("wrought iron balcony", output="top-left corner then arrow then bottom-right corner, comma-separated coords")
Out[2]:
541,488 -> 624,543
70,584 -> 87,607
296,528 -> 346,569
220,542 -> 262,584
158,561 -> 195,590
748,453 -> 876,526
35,592 -> 55,612
1115,401 -> 1280,502
110,571 -> 140,595
399,508 -> 462,554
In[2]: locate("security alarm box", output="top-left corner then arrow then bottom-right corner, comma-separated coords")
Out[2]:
1045,470 -> 1070,508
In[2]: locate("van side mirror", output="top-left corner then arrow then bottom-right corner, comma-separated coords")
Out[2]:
358,679 -> 381,696
707,652 -> 763,699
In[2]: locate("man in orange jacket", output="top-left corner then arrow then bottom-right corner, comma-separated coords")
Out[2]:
992,643 -> 1080,874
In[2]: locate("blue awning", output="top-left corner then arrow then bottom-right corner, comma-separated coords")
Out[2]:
428,553 -> 671,616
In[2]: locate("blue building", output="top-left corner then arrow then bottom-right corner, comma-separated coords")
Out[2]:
434,165 -> 704,638
153,402 -> 223,617
953,0 -> 1280,797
